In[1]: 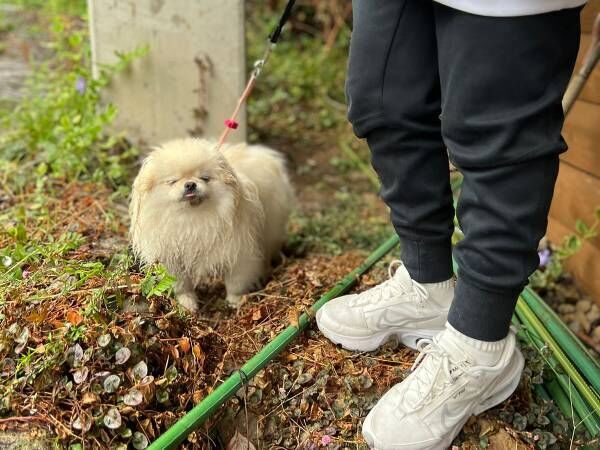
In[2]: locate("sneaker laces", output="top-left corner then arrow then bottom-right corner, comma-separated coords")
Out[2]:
351,260 -> 427,306
405,336 -> 467,409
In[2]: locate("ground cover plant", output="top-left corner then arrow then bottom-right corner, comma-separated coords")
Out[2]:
0,1 -> 598,449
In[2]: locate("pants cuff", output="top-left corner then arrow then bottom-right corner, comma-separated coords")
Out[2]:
400,237 -> 453,283
448,278 -> 521,341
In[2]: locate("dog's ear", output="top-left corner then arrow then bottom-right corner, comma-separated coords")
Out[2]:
129,156 -> 155,230
132,156 -> 156,193
216,157 -> 240,188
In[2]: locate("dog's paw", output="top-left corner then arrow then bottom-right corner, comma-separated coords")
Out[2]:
225,293 -> 245,308
177,293 -> 200,314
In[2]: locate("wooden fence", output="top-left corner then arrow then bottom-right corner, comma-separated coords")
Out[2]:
548,0 -> 600,301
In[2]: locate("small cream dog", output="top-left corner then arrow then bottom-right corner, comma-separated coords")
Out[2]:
129,138 -> 294,312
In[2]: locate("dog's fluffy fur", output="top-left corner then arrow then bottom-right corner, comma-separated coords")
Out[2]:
129,138 -> 294,312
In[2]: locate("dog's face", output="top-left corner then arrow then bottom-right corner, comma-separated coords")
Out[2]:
163,168 -> 213,206
132,139 -> 240,220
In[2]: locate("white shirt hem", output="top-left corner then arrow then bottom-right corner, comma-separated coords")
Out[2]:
433,0 -> 587,17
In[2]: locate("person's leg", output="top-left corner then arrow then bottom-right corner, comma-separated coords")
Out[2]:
347,0 -> 455,284
362,6 -> 581,450
435,5 -> 581,341
316,0 -> 456,352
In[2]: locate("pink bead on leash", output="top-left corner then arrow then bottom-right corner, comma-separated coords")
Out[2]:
224,119 -> 239,129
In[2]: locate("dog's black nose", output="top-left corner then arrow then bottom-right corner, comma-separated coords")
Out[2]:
184,181 -> 197,193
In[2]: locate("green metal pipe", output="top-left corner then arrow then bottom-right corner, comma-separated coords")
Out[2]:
516,316 -> 595,433
512,315 -> 587,430
543,377 -> 600,450
514,315 -> 598,436
521,286 -> 600,394
544,376 -> 582,425
525,328 -> 599,436
533,382 -> 574,427
515,300 -> 600,435
148,235 -> 400,449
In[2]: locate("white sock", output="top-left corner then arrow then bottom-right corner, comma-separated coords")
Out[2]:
422,278 -> 455,308
444,322 -> 507,367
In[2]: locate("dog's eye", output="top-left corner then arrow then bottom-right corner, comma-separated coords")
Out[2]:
166,179 -> 178,185
200,175 -> 211,183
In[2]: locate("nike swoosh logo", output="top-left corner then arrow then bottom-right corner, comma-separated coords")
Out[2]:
373,308 -> 441,328
439,386 -> 473,430
363,299 -> 414,313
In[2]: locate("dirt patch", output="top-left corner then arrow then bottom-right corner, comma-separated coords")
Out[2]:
0,425 -> 55,450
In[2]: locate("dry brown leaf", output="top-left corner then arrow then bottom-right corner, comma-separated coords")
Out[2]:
66,310 -> 83,326
178,337 -> 191,353
288,308 -> 300,328
81,392 -> 99,405
156,319 -> 169,330
284,352 -> 298,362
252,307 -> 264,321
25,310 -> 47,324
192,344 -> 204,360
193,390 -> 203,405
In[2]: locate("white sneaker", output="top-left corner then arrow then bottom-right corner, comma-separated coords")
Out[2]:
316,261 -> 453,351
362,329 -> 525,450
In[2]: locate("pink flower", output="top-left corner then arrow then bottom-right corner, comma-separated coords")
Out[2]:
321,435 -> 332,446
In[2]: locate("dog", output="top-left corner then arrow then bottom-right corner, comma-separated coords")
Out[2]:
129,138 -> 294,312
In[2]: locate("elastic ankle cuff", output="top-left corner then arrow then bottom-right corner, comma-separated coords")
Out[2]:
448,278 -> 521,341
446,323 -> 506,351
400,237 -> 453,283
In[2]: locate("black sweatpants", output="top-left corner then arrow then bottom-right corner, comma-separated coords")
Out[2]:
346,1 -> 581,341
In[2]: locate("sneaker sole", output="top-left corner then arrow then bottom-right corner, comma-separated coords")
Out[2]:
363,348 -> 525,450
316,311 -> 441,351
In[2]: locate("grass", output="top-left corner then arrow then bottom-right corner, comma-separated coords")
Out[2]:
246,2 -> 349,141
288,191 -> 392,256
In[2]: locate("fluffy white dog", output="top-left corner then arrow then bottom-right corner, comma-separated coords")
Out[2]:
129,138 -> 294,312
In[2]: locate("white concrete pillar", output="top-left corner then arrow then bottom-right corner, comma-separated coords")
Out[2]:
88,0 -> 246,145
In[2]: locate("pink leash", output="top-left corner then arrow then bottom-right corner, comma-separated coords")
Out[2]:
215,44 -> 273,150
215,0 -> 296,151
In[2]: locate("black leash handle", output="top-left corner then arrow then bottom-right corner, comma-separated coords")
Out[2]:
269,0 -> 297,44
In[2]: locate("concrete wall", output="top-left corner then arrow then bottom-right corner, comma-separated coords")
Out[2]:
88,0 -> 246,145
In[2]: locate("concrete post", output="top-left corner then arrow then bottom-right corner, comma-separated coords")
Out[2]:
87,0 -> 246,145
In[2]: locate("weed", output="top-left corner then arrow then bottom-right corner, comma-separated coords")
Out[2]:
140,265 -> 175,299
246,4 -> 349,141
0,16 -> 146,193
6,0 -> 87,17
531,208 -> 600,290
288,190 -> 392,255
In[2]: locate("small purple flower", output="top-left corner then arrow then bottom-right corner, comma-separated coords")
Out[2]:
75,76 -> 87,95
22,270 -> 31,279
538,248 -> 551,268
321,435 -> 332,446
